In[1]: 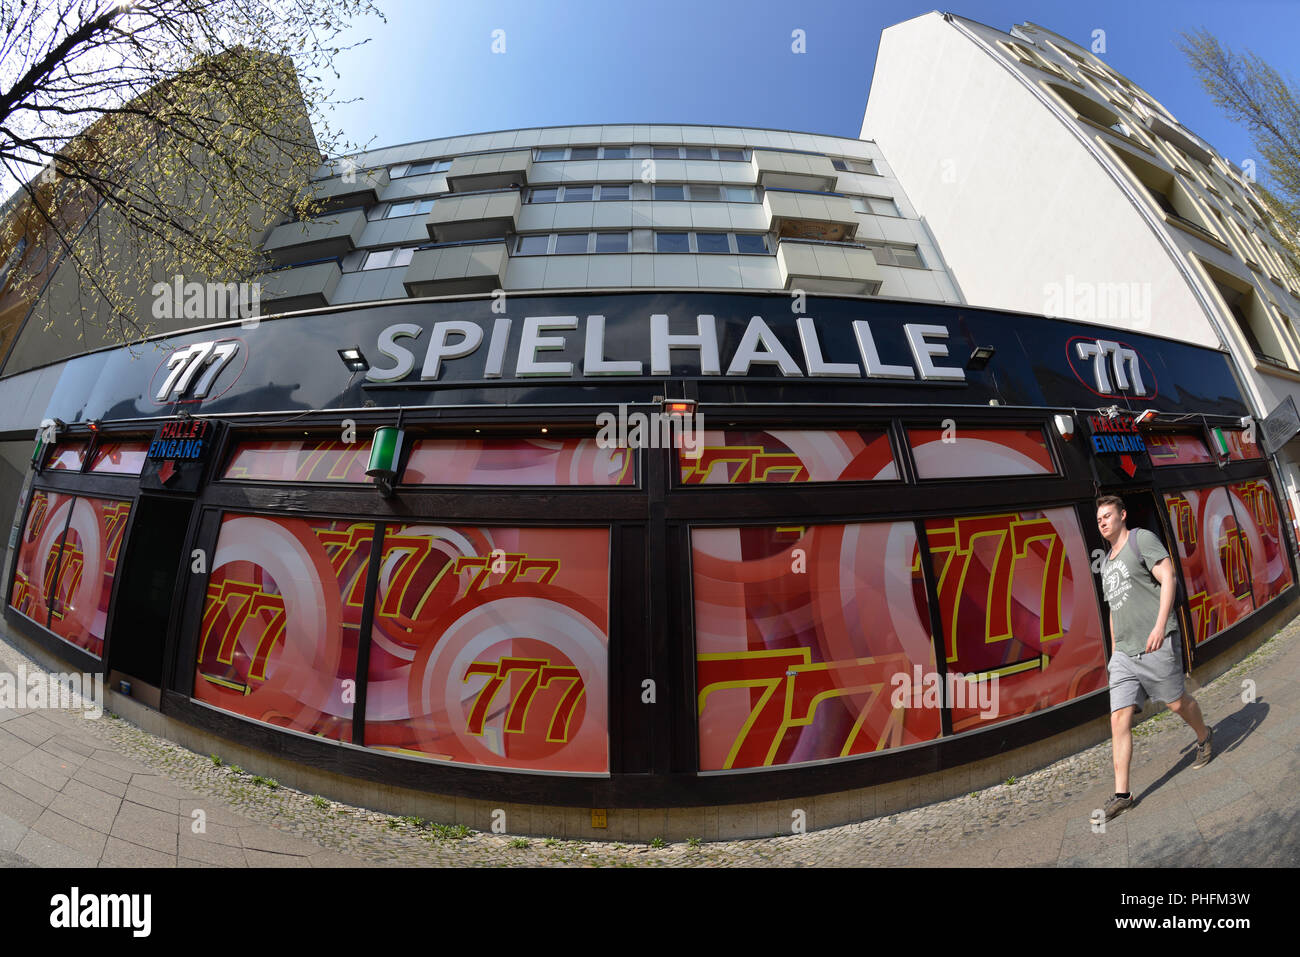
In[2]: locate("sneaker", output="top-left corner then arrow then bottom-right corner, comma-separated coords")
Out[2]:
1192,728 -> 1214,769
1104,793 -> 1134,819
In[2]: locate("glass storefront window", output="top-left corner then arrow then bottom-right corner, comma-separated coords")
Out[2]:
1164,486 -> 1256,644
47,442 -> 88,471
47,497 -> 132,657
922,507 -> 1106,730
364,525 -> 610,772
1147,432 -> 1214,467
679,429 -> 896,484
1228,478 -> 1293,605
223,439 -> 372,483
908,427 -> 1054,479
88,440 -> 150,475
402,438 -> 633,486
693,521 -> 939,770
194,515 -> 376,741
8,491 -> 130,658
9,489 -> 73,630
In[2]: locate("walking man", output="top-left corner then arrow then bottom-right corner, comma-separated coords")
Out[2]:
1096,494 -> 1213,820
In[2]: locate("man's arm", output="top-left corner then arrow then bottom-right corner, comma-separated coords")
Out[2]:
1145,557 -> 1176,653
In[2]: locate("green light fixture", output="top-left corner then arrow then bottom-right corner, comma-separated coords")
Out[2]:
366,425 -> 405,497
1210,426 -> 1230,458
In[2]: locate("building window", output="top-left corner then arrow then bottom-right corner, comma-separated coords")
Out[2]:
527,184 -> 636,203
654,231 -> 769,255
533,145 -> 748,162
390,159 -> 451,177
857,241 -> 925,268
1204,261 -> 1292,367
653,184 -> 686,201
553,233 -> 591,255
695,231 -> 731,254
515,234 -> 550,255
514,231 -> 632,255
831,157 -> 877,175
848,195 -> 900,217
385,198 -> 435,218
362,247 -> 416,270
594,232 -> 629,253
655,231 -> 690,253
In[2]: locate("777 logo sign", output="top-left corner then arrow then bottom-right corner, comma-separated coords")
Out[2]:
153,338 -> 243,403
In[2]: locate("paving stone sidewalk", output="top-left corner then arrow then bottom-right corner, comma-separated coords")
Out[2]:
1,618 -> 1297,868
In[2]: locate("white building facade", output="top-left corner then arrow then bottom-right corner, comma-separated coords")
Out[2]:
865,11 -> 1300,529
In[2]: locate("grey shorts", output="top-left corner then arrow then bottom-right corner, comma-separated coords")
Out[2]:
1108,630 -> 1186,712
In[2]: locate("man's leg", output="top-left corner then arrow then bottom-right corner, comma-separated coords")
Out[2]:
1111,704 -> 1136,794
1166,692 -> 1209,742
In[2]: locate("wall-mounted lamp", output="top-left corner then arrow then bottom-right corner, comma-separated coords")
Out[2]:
31,417 -> 66,471
1134,409 -> 1158,426
365,425 -> 404,498
965,345 -> 996,371
338,346 -> 370,373
661,398 -> 697,416
1210,426 -> 1231,458
1053,413 -> 1075,441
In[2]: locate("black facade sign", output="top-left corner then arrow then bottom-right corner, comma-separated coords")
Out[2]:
34,292 -> 1251,424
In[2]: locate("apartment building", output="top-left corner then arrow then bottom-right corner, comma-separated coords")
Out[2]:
866,11 -> 1300,519
256,124 -> 960,308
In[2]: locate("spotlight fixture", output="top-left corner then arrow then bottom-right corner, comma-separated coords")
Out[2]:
1134,409 -> 1158,426
86,419 -> 101,433
1053,413 -> 1075,441
338,346 -> 370,373
965,345 -> 996,371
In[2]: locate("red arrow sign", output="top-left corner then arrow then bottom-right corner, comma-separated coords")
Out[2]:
1119,454 -> 1137,478
158,460 -> 178,485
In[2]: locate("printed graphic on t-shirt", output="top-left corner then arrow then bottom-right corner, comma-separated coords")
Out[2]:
1102,558 -> 1132,611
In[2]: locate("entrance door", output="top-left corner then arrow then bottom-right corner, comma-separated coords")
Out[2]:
107,495 -> 195,704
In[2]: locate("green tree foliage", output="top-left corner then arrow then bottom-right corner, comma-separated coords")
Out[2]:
1180,29 -> 1300,268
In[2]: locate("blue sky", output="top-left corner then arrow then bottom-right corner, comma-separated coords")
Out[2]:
321,0 -> 1300,187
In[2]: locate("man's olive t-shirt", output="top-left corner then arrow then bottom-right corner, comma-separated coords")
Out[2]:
1101,527 -> 1177,658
